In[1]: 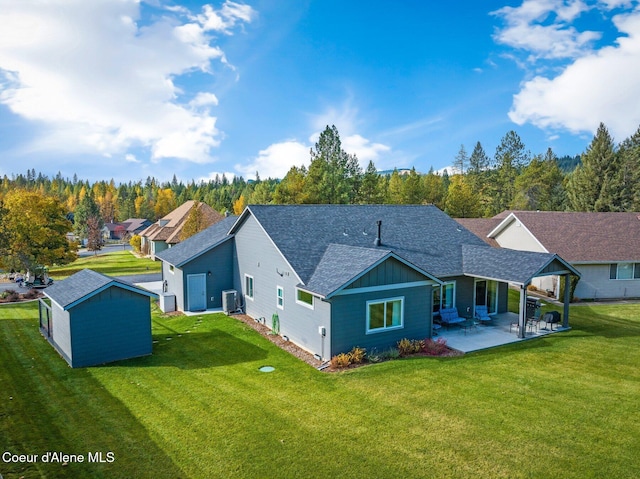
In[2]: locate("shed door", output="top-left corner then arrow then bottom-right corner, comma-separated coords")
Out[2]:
187,273 -> 207,311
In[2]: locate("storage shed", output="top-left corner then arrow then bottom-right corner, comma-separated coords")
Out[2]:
39,269 -> 156,368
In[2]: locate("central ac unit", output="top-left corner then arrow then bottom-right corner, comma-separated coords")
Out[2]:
222,290 -> 237,315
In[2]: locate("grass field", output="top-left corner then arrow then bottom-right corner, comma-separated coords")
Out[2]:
48,250 -> 161,279
1,300 -> 639,478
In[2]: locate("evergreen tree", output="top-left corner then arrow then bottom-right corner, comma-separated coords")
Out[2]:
359,160 -> 383,204
444,176 -> 481,218
74,192 -> 103,240
567,123 -> 617,211
453,144 -> 468,174
512,149 -> 566,211
402,167 -> 424,204
489,131 -> 530,215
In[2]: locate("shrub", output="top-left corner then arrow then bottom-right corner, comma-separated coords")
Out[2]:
330,353 -> 351,369
379,348 -> 400,360
23,289 -> 40,299
422,337 -> 449,356
348,346 -> 366,364
0,289 -> 19,302
397,338 -> 423,357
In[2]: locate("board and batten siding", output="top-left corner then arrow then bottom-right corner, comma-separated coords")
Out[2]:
233,214 -> 331,357
68,286 -> 152,367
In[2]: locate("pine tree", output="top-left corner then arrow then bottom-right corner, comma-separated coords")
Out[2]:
359,160 -> 383,204
567,123 -> 616,211
453,144 -> 468,174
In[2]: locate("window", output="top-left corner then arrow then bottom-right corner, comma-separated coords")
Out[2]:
276,286 -> 284,310
610,263 -> 640,280
433,281 -> 456,314
245,274 -> 254,300
367,297 -> 404,333
296,288 -> 314,309
168,265 -> 174,274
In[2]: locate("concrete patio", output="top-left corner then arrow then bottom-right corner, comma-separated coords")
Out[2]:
437,312 -> 569,353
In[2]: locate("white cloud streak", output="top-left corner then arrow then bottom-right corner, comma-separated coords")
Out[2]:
0,0 -> 254,163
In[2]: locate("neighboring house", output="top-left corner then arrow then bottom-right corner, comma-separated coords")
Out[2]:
121,218 -> 153,236
38,269 -> 156,368
158,205 -> 578,359
140,200 -> 224,259
457,211 -> 640,300
103,222 -> 125,241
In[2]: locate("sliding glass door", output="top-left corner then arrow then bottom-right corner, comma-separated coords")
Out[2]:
475,279 -> 498,315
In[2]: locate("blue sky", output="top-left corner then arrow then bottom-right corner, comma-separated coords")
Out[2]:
1,0 -> 639,183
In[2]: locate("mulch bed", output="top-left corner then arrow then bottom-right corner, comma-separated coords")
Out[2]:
0,288 -> 45,304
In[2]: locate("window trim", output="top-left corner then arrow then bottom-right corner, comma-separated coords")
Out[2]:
168,264 -> 175,274
276,285 -> 284,310
610,263 -> 640,280
433,280 -> 456,316
366,296 -> 404,334
244,274 -> 254,301
295,288 -> 314,309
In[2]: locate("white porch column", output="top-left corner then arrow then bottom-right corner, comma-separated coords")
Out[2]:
518,283 -> 528,339
563,274 -> 571,328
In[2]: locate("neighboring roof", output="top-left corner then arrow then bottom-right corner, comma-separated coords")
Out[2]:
230,205 -> 572,294
140,201 -> 225,245
156,215 -> 237,267
103,223 -> 122,232
489,211 -> 640,262
454,218 -> 501,247
44,269 -> 156,310
122,218 -> 151,232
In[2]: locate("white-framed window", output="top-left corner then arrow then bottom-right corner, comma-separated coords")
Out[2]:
245,274 -> 254,300
168,264 -> 174,274
610,263 -> 640,280
296,288 -> 314,309
276,285 -> 284,310
433,281 -> 456,314
367,297 -> 404,334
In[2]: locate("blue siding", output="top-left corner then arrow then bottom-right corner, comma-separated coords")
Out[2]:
67,286 -> 152,367
330,284 -> 432,356
181,239 -> 234,310
344,257 -> 427,290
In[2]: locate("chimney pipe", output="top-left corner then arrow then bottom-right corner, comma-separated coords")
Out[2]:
374,220 -> 382,246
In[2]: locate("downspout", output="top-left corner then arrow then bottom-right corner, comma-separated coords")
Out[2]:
563,274 -> 571,329
518,283 -> 528,339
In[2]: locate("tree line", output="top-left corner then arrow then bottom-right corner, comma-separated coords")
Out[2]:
1,122 -> 639,271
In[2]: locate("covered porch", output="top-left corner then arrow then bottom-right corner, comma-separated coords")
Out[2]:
437,311 -> 569,353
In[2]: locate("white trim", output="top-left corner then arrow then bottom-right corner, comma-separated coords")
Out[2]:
366,296 -> 404,334
488,213 -> 550,253
276,285 -> 284,310
333,280 -> 434,296
295,288 -> 314,309
244,274 -> 254,301
473,278 -> 498,315
168,264 -> 175,274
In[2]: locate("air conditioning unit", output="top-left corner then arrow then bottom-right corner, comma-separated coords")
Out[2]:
222,290 -> 237,315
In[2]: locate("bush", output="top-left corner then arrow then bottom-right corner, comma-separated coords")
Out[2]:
348,346 -> 366,364
397,338 -> 423,357
0,289 -> 19,302
379,348 -> 400,360
23,289 -> 39,299
129,234 -> 142,253
422,338 -> 449,356
330,353 -> 351,369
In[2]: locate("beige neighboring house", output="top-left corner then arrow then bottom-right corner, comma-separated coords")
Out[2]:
140,200 -> 224,259
457,211 -> 640,300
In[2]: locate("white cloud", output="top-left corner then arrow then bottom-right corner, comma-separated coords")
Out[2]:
492,0 -> 600,60
0,0 -> 254,163
236,140 -> 309,179
125,153 -> 140,163
509,8 -> 640,140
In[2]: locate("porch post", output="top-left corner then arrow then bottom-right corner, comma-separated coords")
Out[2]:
518,284 -> 528,339
563,274 -> 571,328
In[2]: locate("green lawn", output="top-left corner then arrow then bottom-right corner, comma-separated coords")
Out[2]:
1,301 -> 639,478
48,250 -> 160,279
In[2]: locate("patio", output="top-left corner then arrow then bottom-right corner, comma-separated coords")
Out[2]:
437,312 -> 569,353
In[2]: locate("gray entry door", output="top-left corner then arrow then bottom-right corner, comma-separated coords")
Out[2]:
187,273 -> 207,311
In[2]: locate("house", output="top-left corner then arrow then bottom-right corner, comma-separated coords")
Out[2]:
156,215 -> 238,312
140,200 -> 224,259
38,269 -> 156,367
103,222 -> 125,241
157,205 -> 578,359
121,218 -> 153,237
458,211 -> 640,300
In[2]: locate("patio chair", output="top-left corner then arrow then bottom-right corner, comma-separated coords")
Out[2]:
439,307 -> 465,328
474,305 -> 491,324
527,308 -> 541,332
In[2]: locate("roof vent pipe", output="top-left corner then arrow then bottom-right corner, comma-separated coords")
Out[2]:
374,220 -> 382,247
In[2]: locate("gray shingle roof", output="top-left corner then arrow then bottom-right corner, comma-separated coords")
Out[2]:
243,205 -> 487,282
155,215 -> 237,267
44,269 -> 155,310
233,205 -> 577,294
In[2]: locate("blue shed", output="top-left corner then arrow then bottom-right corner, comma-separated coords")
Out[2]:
39,269 -> 156,368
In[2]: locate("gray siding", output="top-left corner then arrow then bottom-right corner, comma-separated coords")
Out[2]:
68,286 -> 152,367
233,214 -> 331,357
498,282 -> 508,313
163,261 -> 185,311
51,302 -> 72,364
574,263 -> 640,299
330,284 -> 432,356
181,239 -> 234,310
